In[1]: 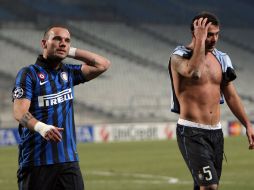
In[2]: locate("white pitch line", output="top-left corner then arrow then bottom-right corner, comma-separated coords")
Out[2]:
87,179 -> 173,184
84,170 -> 235,185
83,170 -> 192,184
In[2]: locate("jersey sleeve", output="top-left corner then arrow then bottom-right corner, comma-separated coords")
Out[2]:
65,64 -> 86,86
12,67 -> 34,101
222,54 -> 237,83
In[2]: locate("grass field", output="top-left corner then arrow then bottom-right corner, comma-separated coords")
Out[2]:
0,136 -> 253,190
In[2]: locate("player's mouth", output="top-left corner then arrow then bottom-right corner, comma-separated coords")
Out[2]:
56,49 -> 67,54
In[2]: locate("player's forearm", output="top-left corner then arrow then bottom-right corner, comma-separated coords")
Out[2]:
234,110 -> 252,129
187,39 -> 206,79
13,99 -> 38,130
14,110 -> 38,131
226,95 -> 251,128
232,107 -> 251,128
14,108 -> 61,140
69,47 -> 110,71
14,112 -> 38,131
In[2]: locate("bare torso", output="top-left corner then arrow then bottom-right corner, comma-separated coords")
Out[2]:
171,52 -> 222,125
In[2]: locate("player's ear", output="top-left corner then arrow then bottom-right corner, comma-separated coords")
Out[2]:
41,39 -> 47,49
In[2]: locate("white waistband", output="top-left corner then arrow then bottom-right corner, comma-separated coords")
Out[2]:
178,118 -> 222,130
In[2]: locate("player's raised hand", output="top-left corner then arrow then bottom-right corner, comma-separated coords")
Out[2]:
193,17 -> 211,42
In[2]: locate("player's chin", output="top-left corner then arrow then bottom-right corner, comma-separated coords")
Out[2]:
50,54 -> 66,62
207,47 -> 215,52
207,44 -> 216,51
55,53 -> 68,60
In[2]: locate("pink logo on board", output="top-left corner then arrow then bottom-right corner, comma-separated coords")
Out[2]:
99,127 -> 109,142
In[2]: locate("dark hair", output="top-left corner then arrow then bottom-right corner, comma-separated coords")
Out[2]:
190,11 -> 220,32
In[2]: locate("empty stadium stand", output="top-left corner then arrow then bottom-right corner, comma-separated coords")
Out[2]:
0,0 -> 254,127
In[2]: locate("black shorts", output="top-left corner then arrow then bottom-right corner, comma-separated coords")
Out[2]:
176,124 -> 224,186
17,162 -> 84,190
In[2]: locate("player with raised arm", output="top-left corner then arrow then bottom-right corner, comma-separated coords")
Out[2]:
168,12 -> 254,190
12,26 -> 110,190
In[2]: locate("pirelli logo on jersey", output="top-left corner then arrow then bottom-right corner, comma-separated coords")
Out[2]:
38,88 -> 73,107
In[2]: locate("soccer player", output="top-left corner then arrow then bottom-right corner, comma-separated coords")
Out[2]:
168,12 -> 254,190
12,26 -> 110,190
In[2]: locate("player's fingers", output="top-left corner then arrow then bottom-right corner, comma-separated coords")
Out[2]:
55,128 -> 63,138
249,142 -> 254,150
247,134 -> 254,149
249,138 -> 254,149
205,22 -> 212,30
45,131 -> 53,141
44,128 -> 62,142
54,132 -> 62,142
201,18 -> 208,27
52,132 -> 61,142
49,130 -> 59,141
51,131 -> 61,142
197,18 -> 203,26
51,128 -> 63,142
193,19 -> 198,28
57,128 -> 64,132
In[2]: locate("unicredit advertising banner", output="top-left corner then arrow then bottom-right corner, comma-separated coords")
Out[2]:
0,121 -> 252,146
94,123 -> 176,142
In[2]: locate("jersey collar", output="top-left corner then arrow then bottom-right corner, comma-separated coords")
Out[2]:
36,55 -> 64,70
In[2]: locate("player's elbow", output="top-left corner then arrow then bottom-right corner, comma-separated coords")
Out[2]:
99,59 -> 111,72
13,100 -> 29,122
13,108 -> 21,122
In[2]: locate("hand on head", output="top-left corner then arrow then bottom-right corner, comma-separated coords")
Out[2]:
193,17 -> 211,41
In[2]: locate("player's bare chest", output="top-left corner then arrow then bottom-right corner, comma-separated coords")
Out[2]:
201,54 -> 222,83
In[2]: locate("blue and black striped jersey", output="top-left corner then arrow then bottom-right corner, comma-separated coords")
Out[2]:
12,55 -> 86,169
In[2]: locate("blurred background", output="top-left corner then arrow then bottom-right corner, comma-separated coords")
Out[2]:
0,0 -> 254,128
1,1 -> 254,190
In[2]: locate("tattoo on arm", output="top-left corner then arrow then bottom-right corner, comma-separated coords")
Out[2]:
171,55 -> 183,71
20,112 -> 34,127
172,55 -> 201,79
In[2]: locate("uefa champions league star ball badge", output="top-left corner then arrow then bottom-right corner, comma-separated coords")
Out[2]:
13,87 -> 24,99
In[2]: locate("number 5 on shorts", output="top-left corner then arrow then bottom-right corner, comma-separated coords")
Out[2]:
203,166 -> 212,181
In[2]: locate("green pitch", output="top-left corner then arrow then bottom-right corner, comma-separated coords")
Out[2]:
0,136 -> 253,190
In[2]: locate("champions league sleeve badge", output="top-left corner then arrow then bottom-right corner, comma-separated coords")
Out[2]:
12,87 -> 24,99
